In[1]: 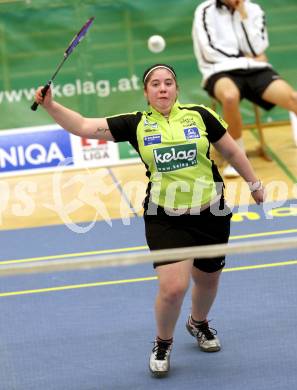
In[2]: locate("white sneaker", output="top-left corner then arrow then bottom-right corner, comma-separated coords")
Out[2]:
149,339 -> 172,377
289,112 -> 297,146
222,164 -> 240,178
186,316 -> 221,352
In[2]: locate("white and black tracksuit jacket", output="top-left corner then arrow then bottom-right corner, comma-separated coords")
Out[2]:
192,0 -> 272,86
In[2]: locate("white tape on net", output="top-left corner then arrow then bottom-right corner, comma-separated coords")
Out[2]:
0,236 -> 297,276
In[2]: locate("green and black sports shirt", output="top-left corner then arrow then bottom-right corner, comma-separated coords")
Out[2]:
107,101 -> 227,210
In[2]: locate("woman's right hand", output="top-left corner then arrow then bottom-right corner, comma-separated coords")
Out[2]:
35,85 -> 53,108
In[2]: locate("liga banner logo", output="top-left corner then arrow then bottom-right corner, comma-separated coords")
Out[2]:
153,143 -> 197,172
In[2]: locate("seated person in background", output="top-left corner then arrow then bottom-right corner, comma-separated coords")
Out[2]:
192,0 -> 297,177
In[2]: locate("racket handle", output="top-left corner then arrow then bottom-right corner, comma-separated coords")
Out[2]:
31,83 -> 51,111
31,101 -> 39,111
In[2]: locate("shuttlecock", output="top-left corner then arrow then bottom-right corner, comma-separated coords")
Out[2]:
147,35 -> 166,53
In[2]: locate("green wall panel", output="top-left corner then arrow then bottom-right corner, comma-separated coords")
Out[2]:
0,0 -> 296,130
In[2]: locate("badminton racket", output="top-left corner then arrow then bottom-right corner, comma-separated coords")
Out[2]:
31,17 -> 95,111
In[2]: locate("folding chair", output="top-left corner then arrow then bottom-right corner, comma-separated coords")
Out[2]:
211,99 -> 272,161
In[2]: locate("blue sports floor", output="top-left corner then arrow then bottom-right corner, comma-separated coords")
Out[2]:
0,199 -> 297,390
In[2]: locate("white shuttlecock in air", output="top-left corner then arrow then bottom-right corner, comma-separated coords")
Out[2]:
147,35 -> 166,53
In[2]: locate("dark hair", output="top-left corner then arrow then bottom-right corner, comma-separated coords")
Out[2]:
142,63 -> 177,86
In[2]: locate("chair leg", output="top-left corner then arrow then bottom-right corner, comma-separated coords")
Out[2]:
253,104 -> 272,161
210,99 -> 271,161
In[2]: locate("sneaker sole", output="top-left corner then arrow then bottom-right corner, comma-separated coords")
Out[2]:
149,366 -> 169,378
199,345 -> 221,353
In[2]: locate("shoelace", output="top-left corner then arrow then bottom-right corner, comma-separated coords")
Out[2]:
152,341 -> 171,360
197,322 -> 217,341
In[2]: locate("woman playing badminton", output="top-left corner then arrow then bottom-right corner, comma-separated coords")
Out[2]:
35,63 -> 265,378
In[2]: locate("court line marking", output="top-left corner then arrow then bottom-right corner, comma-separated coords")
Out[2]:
108,167 -> 138,217
0,259 -> 296,298
1,228 -> 297,266
0,245 -> 148,265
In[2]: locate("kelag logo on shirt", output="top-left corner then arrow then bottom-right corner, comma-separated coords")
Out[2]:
153,143 -> 197,172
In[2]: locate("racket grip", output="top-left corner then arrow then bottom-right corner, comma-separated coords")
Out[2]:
31,83 -> 51,111
31,101 -> 39,111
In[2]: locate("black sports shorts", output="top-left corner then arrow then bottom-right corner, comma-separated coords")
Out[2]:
144,199 -> 232,273
204,67 -> 281,111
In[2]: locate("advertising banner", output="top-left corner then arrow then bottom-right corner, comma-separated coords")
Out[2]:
70,135 -> 119,168
0,126 -> 73,175
0,125 -> 140,177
